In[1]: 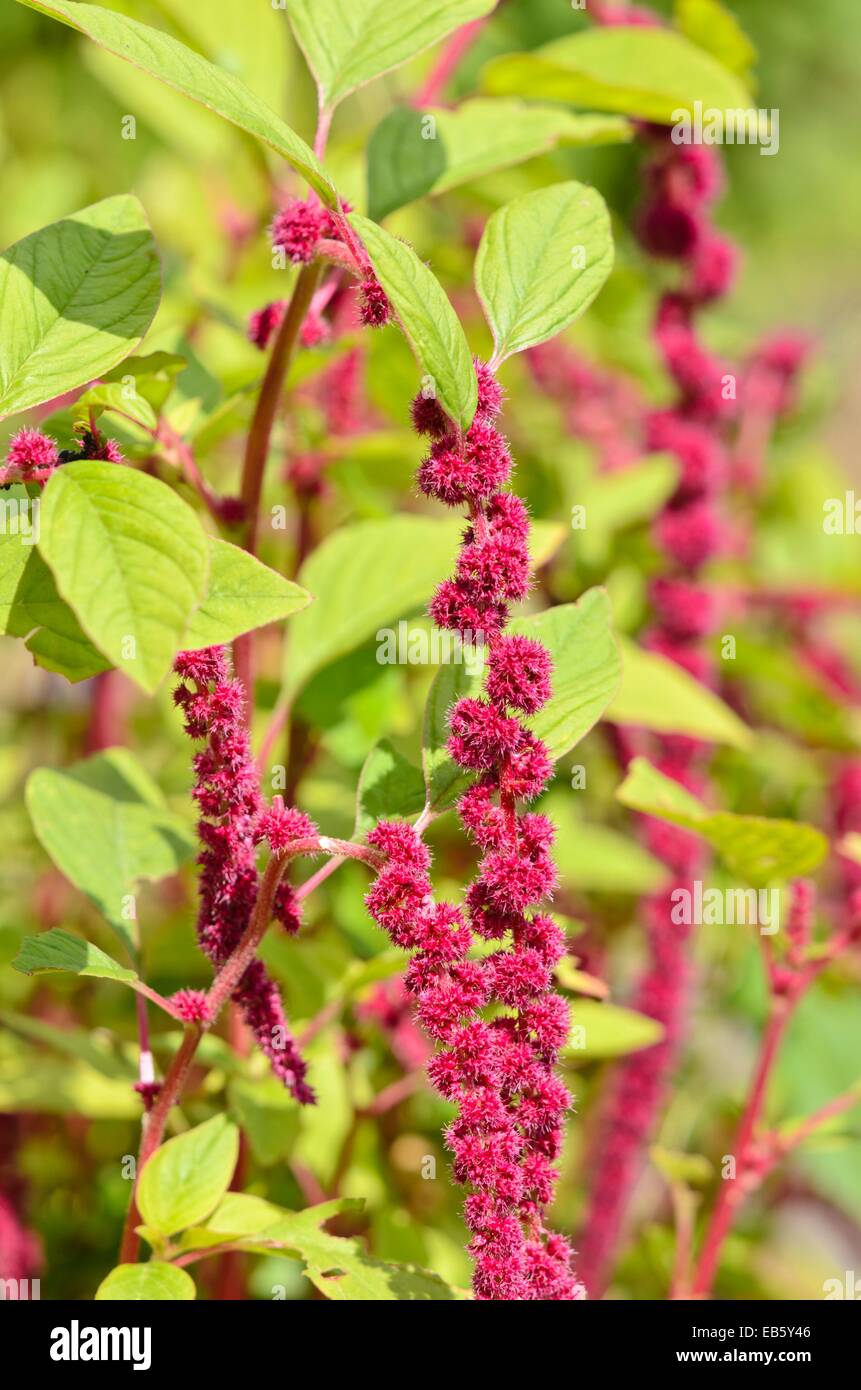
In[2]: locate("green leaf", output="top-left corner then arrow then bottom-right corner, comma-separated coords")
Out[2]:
481,26 -> 752,123
355,739 -> 426,838
259,1201 -> 465,1299
284,516 -> 463,698
227,1077 -> 300,1167
12,928 -> 138,986
545,788 -> 669,894
287,0 -> 496,111
616,757 -> 829,887
25,748 -> 196,952
675,0 -> 757,79
73,353 -> 185,430
575,454 -> 678,565
565,999 -> 664,1060
182,538 -> 311,650
72,381 -> 158,431
0,195 -> 160,420
137,1115 -> 239,1237
554,959 -> 608,1000
421,658 -> 479,816
152,0 -> 290,115
349,212 -> 477,431
367,101 -> 631,221
510,590 -> 621,761
96,1262 -> 196,1301
0,517 -> 110,681
475,182 -> 614,362
38,461 -> 210,693
367,107 -> 448,222
18,0 -> 336,205
173,1191 -> 460,1302
608,636 -> 753,749
422,589 -> 620,815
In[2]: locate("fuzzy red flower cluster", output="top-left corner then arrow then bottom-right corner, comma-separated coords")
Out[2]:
364,361 -> 583,1301
172,646 -> 315,1104
1,425 -> 124,487
267,196 -> 390,329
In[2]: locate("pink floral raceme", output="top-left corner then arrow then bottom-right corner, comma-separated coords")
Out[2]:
576,20 -> 742,1293
364,361 -> 583,1301
1,425 -> 125,487
172,646 -> 314,1104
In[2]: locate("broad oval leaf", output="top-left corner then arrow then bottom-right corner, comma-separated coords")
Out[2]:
509,590 -> 621,762
349,212 -> 477,431
367,107 -> 448,223
475,182 -> 614,362
355,739 -> 426,838
481,26 -> 752,123
0,195 -> 160,420
96,1262 -> 196,1301
25,748 -> 196,952
283,516 -> 464,698
0,509 -> 110,682
182,538 -> 312,650
137,1115 -> 239,1238
288,0 -> 496,112
566,999 -> 665,1060
543,788 -> 669,894
12,928 -> 139,987
38,462 -> 210,693
609,636 -> 752,749
19,0 -> 336,205
422,659 -> 479,816
430,101 -> 632,196
367,101 -> 631,221
616,757 -> 829,887
676,0 -> 757,79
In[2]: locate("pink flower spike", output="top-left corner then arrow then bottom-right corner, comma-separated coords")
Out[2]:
6,428 -> 59,477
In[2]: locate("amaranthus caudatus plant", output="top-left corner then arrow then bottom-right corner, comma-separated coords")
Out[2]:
1,0 -> 860,1309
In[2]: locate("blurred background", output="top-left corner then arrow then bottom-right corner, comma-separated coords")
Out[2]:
1,0 -> 859,1300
